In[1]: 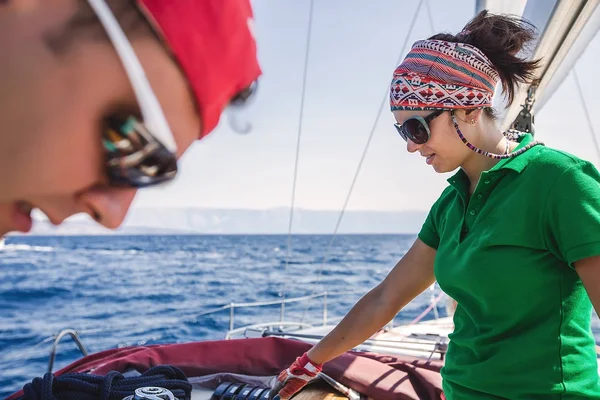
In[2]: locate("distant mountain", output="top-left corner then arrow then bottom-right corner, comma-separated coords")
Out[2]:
16,208 -> 428,235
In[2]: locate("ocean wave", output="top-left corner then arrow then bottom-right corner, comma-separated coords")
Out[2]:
1,244 -> 55,252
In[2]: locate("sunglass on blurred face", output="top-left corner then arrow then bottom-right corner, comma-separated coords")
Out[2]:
394,109 -> 445,144
87,0 -> 258,188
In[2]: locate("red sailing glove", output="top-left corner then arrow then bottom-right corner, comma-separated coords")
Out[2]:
270,352 -> 323,399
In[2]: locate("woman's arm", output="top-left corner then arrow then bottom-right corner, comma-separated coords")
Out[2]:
307,238 -> 437,364
575,255 -> 600,319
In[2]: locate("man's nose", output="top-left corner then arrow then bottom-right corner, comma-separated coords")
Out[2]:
79,187 -> 137,229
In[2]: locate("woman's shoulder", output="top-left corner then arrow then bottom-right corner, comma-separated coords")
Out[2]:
522,145 -> 600,202
526,145 -> 597,177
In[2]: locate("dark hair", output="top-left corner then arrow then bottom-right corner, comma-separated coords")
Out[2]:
429,10 -> 541,117
45,0 -> 154,54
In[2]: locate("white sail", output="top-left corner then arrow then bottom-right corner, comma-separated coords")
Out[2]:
476,0 -> 600,130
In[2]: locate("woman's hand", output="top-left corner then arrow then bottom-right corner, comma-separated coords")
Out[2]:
269,352 -> 322,399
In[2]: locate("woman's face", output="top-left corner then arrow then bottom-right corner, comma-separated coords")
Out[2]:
392,109 -> 475,173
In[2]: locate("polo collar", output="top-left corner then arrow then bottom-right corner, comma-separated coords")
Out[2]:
447,133 -> 544,192
489,133 -> 544,174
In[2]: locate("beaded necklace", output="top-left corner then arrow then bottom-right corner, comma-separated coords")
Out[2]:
451,111 -> 543,159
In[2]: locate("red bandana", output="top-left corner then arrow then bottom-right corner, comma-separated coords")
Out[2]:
390,40 -> 499,111
138,0 -> 262,138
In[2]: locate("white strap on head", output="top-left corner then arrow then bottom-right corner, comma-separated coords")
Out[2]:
86,0 -> 178,153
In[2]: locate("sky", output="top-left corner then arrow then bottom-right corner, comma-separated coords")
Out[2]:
131,0 -> 600,213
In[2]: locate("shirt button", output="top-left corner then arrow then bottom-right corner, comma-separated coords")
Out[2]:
484,180 -> 490,184
477,193 -> 483,199
469,209 -> 476,216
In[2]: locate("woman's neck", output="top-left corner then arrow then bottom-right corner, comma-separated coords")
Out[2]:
461,121 -> 515,194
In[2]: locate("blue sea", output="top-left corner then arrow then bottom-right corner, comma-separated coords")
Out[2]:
1,234 -> 599,398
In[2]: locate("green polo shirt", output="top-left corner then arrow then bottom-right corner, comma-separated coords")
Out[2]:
419,134 -> 600,399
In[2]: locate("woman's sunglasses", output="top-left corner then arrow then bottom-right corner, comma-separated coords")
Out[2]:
394,110 -> 445,144
89,0 -> 258,188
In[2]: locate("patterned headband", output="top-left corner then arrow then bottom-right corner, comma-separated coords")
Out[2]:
389,40 -> 500,111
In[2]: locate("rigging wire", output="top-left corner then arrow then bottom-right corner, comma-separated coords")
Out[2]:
572,68 -> 600,164
299,0 -> 426,322
280,0 -> 316,315
425,0 -> 436,34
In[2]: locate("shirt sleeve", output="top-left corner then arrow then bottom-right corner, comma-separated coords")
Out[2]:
418,199 -> 442,250
544,160 -> 600,268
